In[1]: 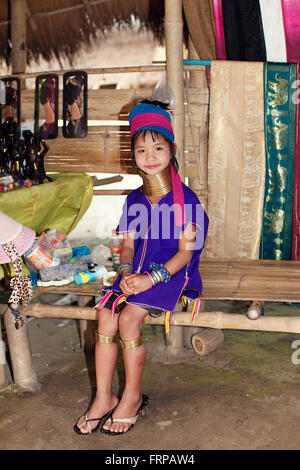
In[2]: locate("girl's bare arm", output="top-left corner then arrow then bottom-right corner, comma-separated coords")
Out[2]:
118,233 -> 135,295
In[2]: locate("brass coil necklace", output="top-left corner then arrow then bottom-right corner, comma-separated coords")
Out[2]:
137,164 -> 172,198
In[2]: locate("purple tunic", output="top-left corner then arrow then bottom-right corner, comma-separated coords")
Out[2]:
103,183 -> 209,313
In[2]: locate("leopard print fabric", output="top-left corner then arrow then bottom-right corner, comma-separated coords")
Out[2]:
2,242 -> 33,329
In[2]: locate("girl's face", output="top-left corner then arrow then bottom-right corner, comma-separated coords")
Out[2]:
133,131 -> 172,175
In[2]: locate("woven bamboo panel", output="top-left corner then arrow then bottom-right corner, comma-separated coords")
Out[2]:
199,258 -> 300,302
22,88 -> 152,122
20,81 -> 208,175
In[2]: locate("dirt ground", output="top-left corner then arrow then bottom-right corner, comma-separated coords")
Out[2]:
1,296 -> 300,451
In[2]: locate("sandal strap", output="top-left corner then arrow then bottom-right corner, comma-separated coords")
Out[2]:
84,413 -> 103,433
103,396 -> 149,429
110,415 -> 139,425
85,413 -> 92,434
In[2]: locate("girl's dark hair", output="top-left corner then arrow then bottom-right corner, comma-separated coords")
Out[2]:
130,100 -> 179,172
140,99 -> 169,110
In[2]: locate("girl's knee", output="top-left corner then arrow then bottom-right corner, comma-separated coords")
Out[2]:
97,306 -> 118,335
118,305 -> 145,338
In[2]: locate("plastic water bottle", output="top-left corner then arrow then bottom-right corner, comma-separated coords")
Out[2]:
73,266 -> 107,285
110,233 -> 122,271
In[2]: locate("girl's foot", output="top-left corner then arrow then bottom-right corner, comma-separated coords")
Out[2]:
101,394 -> 147,434
74,394 -> 119,435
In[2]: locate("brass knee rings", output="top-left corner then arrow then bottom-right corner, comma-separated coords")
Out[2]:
95,332 -> 143,350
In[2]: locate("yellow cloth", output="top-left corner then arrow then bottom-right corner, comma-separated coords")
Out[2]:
206,61 -> 266,259
0,172 -> 93,279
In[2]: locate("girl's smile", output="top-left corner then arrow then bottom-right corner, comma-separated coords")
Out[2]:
145,164 -> 159,169
134,131 -> 171,175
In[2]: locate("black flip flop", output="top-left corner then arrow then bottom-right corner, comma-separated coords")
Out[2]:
100,394 -> 149,436
74,404 -> 118,436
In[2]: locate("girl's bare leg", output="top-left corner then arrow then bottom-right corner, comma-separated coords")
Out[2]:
76,306 -> 120,434
102,304 -> 148,434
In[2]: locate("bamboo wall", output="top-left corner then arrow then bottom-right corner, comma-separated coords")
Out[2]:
20,70 -> 209,178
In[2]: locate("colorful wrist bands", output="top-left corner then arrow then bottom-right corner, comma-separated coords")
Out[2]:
119,263 -> 134,275
148,262 -> 171,283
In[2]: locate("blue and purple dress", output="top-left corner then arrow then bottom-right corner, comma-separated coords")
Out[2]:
98,183 -> 209,325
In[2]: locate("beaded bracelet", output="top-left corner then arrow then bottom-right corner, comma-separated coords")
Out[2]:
149,262 -> 171,283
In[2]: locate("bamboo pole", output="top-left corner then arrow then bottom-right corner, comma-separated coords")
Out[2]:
27,303 -> 300,334
92,175 -> 123,186
165,0 -> 185,177
246,301 -> 264,320
164,0 -> 185,356
4,308 -> 39,391
0,64 -> 206,81
10,0 -> 26,88
93,189 -> 132,196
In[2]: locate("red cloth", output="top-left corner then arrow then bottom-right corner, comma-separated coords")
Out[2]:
281,0 -> 300,62
212,0 -> 227,59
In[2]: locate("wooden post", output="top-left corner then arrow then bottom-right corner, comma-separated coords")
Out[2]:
192,329 -> 224,356
4,308 -> 39,391
183,294 -> 207,349
0,318 -> 9,389
10,0 -> 26,88
165,0 -> 185,176
165,301 -> 185,356
183,37 -> 211,347
77,296 -> 96,351
165,0 -> 185,356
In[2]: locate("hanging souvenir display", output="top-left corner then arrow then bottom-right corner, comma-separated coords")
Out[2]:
34,74 -> 58,139
0,77 -> 21,139
63,71 -> 87,138
0,126 -> 52,191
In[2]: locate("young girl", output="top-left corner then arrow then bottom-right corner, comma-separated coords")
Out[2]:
74,101 -> 209,436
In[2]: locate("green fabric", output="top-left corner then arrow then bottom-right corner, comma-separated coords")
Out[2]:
0,172 -> 93,279
260,63 -> 296,260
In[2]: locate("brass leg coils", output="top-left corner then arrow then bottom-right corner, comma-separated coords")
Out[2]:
95,332 -> 117,344
120,335 -> 144,350
95,332 -> 144,350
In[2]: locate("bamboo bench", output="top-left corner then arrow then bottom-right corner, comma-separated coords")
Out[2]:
3,257 -> 300,391
28,257 -> 300,334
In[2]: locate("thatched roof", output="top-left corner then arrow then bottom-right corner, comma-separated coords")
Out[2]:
0,0 -> 165,65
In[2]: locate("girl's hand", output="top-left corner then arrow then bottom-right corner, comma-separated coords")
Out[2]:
119,272 -> 134,296
125,273 -> 152,295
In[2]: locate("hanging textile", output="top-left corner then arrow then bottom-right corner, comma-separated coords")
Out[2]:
291,64 -> 300,260
206,61 -> 265,259
222,0 -> 266,61
281,0 -> 300,63
183,0 -> 216,60
212,0 -> 226,60
259,0 -> 287,62
260,63 -> 296,260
